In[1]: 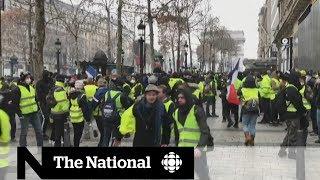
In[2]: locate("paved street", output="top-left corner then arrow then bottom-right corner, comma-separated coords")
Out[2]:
3,98 -> 320,180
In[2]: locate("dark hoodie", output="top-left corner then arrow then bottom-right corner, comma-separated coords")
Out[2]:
174,89 -> 213,148
283,71 -> 306,120
36,70 -> 54,104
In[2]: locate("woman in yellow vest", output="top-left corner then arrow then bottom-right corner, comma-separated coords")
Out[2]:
173,89 -> 212,180
16,73 -> 43,148
0,94 -> 11,179
239,75 -> 260,146
69,80 -> 91,147
47,75 -> 70,147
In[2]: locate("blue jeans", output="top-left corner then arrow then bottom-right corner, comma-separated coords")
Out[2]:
20,112 -> 43,147
242,114 -> 258,136
317,109 -> 320,139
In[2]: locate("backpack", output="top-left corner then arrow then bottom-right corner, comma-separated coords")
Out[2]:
101,91 -> 121,120
242,99 -> 259,113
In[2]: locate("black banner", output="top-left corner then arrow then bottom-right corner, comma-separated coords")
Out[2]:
17,147 -> 194,179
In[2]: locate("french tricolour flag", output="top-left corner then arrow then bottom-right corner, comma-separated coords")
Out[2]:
86,65 -> 97,79
226,59 -> 242,105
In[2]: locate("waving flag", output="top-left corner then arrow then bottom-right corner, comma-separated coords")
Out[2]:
227,59 -> 241,105
86,65 -> 97,79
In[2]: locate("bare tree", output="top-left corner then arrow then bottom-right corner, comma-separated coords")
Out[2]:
33,0 -> 45,80
49,0 -> 97,64
116,0 -> 123,72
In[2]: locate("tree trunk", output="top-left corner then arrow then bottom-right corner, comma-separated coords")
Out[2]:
116,0 -> 123,73
187,22 -> 193,69
171,35 -> 175,72
34,0 -> 45,80
147,0 -> 155,63
106,8 -> 112,61
177,28 -> 181,72
28,0 -> 33,74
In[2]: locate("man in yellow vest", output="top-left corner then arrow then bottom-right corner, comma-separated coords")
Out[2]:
173,88 -> 213,180
278,72 -> 307,159
16,73 -> 43,148
83,78 -> 98,140
258,71 -> 272,124
270,71 -> 280,125
69,80 -> 91,147
239,75 -> 260,146
205,75 -> 218,118
92,77 -> 109,146
0,94 -> 11,180
47,75 -> 70,147
158,85 -> 174,146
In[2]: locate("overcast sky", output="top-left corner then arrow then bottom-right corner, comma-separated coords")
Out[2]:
211,0 -> 265,59
62,0 -> 265,59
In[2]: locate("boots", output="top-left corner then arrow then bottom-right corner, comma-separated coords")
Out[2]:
244,132 -> 250,146
249,135 -> 255,146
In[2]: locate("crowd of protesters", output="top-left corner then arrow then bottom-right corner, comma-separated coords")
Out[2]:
1,65 -> 320,179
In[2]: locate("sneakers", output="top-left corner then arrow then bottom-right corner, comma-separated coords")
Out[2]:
233,124 -> 239,129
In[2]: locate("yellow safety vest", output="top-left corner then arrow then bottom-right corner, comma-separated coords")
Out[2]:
259,75 -> 272,99
129,83 -> 142,100
51,83 -> 70,115
286,84 -> 298,112
193,89 -> 201,100
241,88 -> 259,104
173,105 -> 200,147
106,90 -> 123,115
70,95 -> 85,123
18,85 -> 38,115
299,86 -> 311,110
164,99 -> 173,113
168,78 -> 184,90
119,105 -> 136,135
270,78 -> 280,100
84,85 -> 98,102
0,109 -> 11,168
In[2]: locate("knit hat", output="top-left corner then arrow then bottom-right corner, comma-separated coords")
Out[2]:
75,80 -> 84,90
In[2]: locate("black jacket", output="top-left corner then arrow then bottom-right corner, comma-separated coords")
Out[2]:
131,98 -> 165,147
283,85 -> 306,120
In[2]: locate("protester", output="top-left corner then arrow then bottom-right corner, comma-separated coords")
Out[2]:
69,80 -> 91,147
117,84 -> 166,147
239,74 -> 259,146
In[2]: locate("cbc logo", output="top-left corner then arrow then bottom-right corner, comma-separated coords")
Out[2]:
161,152 -> 183,173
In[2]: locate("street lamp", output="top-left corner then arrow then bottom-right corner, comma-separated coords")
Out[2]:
55,38 -> 61,74
10,55 -> 18,77
184,41 -> 188,71
137,19 -> 145,74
